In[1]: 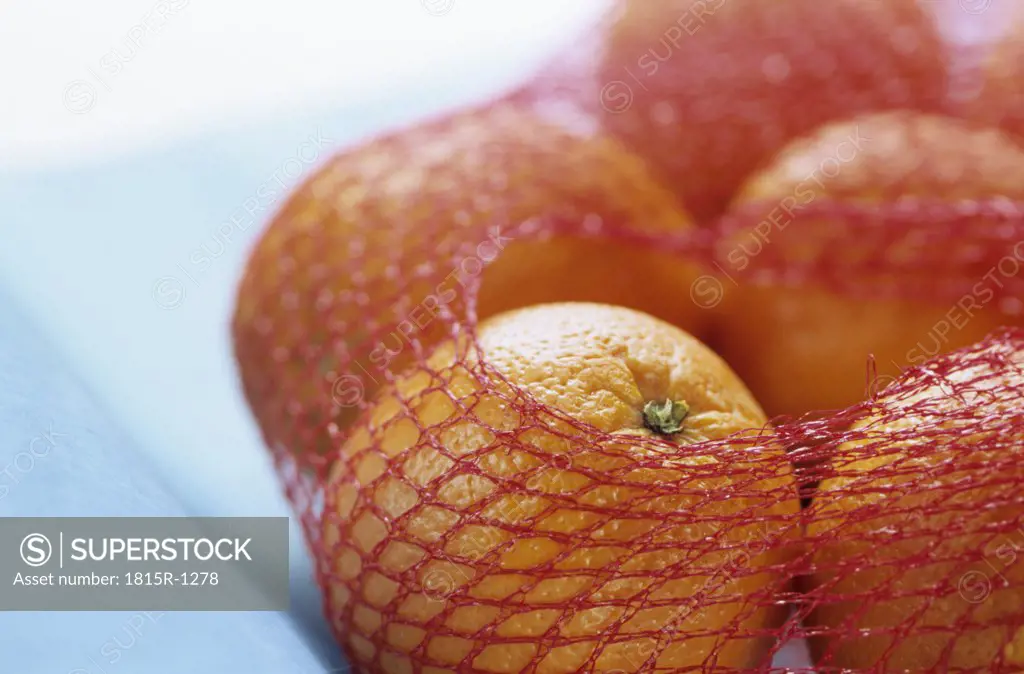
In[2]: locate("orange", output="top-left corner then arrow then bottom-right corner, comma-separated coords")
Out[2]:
528,0 -> 948,221
321,303 -> 800,673
232,101 -> 705,468
967,4 -> 1024,145
1008,626 -> 1024,669
805,335 -> 1024,671
713,111 -> 1024,419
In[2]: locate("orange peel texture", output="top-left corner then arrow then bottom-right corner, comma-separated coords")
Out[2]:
232,102 -> 705,469
528,0 -> 949,221
714,111 -> 1024,419
320,303 -> 801,673
805,335 -> 1024,671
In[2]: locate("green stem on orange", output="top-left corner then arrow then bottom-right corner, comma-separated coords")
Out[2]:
643,399 -> 690,435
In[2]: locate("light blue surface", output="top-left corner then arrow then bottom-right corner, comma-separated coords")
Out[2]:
0,60 -> 534,672
0,285 -> 333,673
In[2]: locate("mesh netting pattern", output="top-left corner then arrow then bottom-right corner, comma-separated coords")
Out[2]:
232,101 -> 710,472
520,0 -> 952,222
709,110 -> 1024,418
314,302 -> 803,673
231,1 -> 1024,672
800,333 -> 1024,671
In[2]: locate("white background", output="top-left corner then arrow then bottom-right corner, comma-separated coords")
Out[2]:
0,0 -> 603,169
0,0 -> 1013,169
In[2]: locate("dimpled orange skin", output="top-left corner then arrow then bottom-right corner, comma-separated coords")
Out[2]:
232,101 -> 706,465
713,112 -> 1024,419
806,341 -> 1024,671
321,303 -> 801,674
582,0 -> 948,222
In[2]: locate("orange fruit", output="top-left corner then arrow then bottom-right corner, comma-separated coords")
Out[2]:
805,335 -> 1024,671
321,303 -> 801,673
1007,626 -> 1024,669
968,4 -> 1024,144
232,101 -> 705,469
713,111 -> 1024,419
528,0 -> 949,221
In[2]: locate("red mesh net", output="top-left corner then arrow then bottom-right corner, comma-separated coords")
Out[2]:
232,1 -> 1024,672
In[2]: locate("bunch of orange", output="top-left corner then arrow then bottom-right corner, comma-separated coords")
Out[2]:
233,1 -> 1024,672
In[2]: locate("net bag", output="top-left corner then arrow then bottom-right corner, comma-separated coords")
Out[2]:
231,1 -> 1024,672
